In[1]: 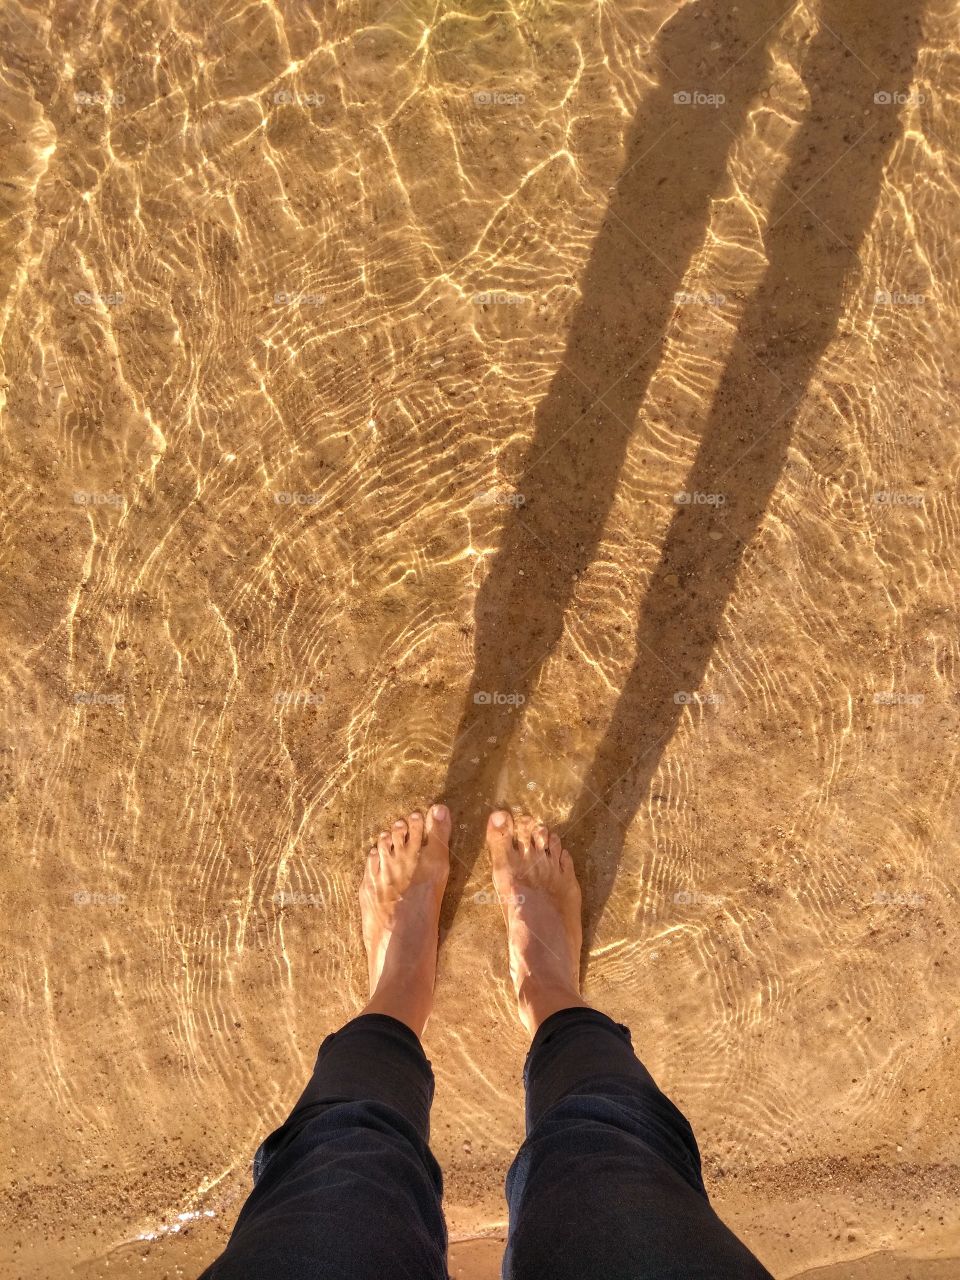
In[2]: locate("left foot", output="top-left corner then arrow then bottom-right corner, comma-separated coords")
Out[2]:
359,804 -> 451,1036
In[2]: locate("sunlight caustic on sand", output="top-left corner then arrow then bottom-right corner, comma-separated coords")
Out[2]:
1,0 -> 958,1277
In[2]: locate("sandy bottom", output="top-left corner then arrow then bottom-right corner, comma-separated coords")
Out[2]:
2,0 -> 958,1276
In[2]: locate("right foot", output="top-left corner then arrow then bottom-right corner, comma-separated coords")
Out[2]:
485,810 -> 587,1035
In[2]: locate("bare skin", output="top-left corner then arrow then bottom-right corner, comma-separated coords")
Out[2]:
485,809 -> 589,1035
358,802 -> 587,1039
359,803 -> 451,1038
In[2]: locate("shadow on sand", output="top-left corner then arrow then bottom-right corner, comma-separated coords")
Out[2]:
439,0 -> 926,957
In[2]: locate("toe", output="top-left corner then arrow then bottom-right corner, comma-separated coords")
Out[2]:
365,846 -> 380,880
407,810 -> 425,852
486,809 -> 515,859
533,824 -> 550,856
516,814 -> 537,855
560,848 -> 579,886
391,818 -> 408,852
377,829 -> 393,859
548,831 -> 562,861
425,802 -> 451,847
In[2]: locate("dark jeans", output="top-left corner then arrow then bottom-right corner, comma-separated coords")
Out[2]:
200,1008 -> 773,1279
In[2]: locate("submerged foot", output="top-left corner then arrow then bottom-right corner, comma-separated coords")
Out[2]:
486,810 -> 587,1035
359,803 -> 451,1037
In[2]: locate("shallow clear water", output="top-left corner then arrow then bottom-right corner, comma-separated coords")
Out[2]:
2,0 -> 958,1275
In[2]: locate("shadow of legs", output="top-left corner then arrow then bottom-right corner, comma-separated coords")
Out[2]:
439,0 -> 789,929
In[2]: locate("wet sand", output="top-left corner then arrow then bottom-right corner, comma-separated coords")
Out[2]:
2,0 -> 959,1276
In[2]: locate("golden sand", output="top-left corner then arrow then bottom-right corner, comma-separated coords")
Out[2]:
2,0 -> 958,1276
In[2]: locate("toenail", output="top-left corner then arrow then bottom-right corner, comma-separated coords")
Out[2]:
491,812 -> 508,828
379,831 -> 389,839
393,820 -> 405,828
410,810 -> 423,820
431,803 -> 449,821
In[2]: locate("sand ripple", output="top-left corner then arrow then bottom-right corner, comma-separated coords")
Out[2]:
1,0 -> 958,1275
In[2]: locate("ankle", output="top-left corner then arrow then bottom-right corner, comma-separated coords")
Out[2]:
371,941 -> 436,1003
363,969 -> 434,1038
516,976 -> 587,1035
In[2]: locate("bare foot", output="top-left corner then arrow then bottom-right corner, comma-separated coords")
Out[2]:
359,803 -> 451,1037
486,809 -> 587,1035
